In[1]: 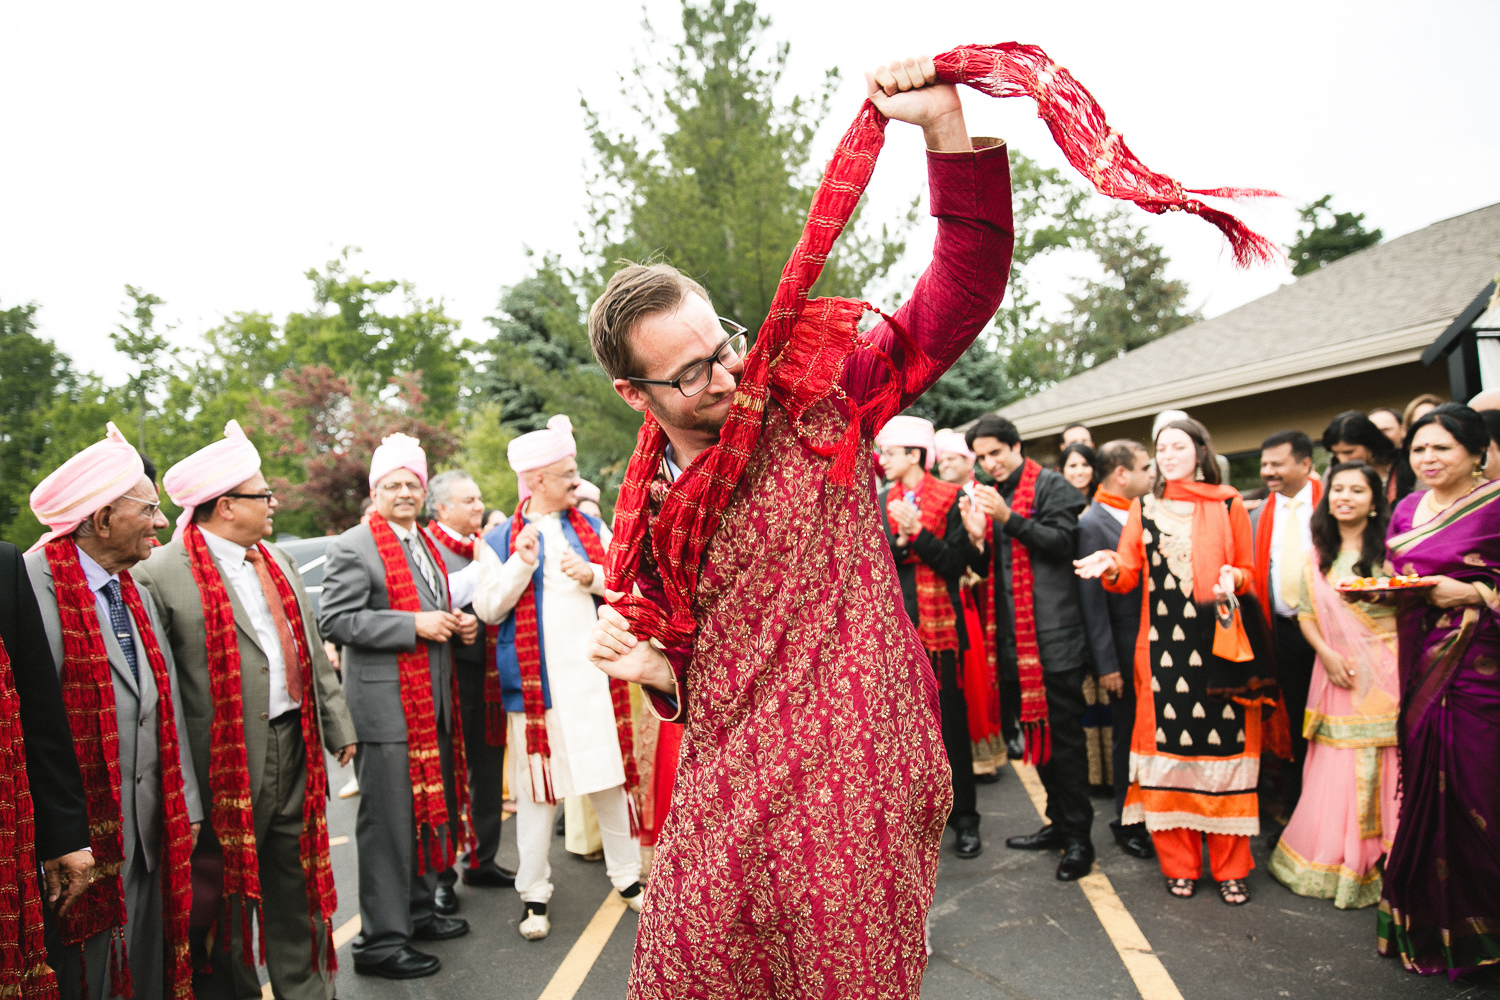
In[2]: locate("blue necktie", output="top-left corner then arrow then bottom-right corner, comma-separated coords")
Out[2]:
103,580 -> 140,683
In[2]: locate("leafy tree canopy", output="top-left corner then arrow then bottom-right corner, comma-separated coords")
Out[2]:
1287,194 -> 1382,277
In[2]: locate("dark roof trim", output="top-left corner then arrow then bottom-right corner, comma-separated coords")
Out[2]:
1424,281 -> 1498,365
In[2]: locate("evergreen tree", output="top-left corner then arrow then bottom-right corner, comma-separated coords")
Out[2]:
1288,195 -> 1382,277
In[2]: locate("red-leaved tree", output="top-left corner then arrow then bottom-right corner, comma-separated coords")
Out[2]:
255,365 -> 459,534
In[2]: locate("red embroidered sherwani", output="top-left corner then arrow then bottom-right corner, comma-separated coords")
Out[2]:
630,139 -> 1014,999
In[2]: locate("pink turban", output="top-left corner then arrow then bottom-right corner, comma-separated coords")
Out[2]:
28,421 -> 145,553
508,415 -> 577,501
369,433 -> 428,492
934,428 -> 975,460
163,419 -> 262,542
875,415 -> 936,470
574,479 -> 601,504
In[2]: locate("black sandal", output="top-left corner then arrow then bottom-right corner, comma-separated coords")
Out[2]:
1217,878 -> 1250,905
1165,877 -> 1196,898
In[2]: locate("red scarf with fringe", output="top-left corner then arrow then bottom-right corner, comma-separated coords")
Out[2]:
366,513 -> 473,874
886,473 -> 962,652
963,495 -> 1001,747
0,635 -> 57,1000
424,524 -> 506,747
604,41 -> 1275,650
1008,459 -> 1051,765
182,525 -> 337,974
44,538 -> 193,999
510,508 -> 638,817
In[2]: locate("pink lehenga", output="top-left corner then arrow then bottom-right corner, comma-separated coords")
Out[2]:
1268,552 -> 1400,908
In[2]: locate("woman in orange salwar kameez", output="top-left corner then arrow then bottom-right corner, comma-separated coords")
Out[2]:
1077,419 -> 1273,905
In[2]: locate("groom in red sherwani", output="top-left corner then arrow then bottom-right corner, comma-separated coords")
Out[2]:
586,56 -> 1014,998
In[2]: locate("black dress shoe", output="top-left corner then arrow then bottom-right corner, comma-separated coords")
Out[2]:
974,770 -> 1002,784
1110,820 -> 1155,859
954,826 -> 983,859
434,884 -> 459,915
1005,734 -> 1026,760
413,915 -> 470,941
462,862 -> 517,888
1005,824 -> 1063,851
354,946 -> 440,979
1056,842 -> 1095,881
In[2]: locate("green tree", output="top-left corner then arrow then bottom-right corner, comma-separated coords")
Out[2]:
581,0 -> 912,326
457,402 -> 520,517
282,248 -> 469,417
110,285 -> 176,456
0,302 -> 81,542
1013,210 -> 1198,392
1288,195 -> 1382,277
468,255 -> 643,497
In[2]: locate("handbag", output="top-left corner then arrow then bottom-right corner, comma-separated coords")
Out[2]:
1212,591 -> 1254,663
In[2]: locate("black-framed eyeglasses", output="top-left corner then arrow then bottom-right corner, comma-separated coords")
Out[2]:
223,490 -> 276,503
627,319 -> 748,398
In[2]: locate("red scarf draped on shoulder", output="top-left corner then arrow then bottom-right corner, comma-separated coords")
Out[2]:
1008,459 -> 1051,765
886,473 -> 962,652
423,525 -> 506,748
510,508 -> 639,825
44,538 -> 193,999
604,42 -> 1275,648
0,635 -> 56,1000
366,512 -> 473,874
182,524 -> 337,974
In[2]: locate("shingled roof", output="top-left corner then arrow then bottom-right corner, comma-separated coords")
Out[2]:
998,201 -> 1500,438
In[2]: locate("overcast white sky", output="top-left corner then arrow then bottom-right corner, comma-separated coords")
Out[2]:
2,1 -> 1496,382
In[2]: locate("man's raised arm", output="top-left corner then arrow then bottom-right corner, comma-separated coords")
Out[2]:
841,57 -> 1015,414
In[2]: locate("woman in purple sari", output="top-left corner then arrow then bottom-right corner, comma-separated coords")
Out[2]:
1379,403 -> 1500,978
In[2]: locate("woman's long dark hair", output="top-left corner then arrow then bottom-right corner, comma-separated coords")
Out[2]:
1310,461 -> 1390,577
1058,442 -> 1099,501
1322,410 -> 1398,469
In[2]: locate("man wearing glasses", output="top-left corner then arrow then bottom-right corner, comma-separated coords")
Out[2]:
319,434 -> 478,981
24,422 -> 204,1000
585,57 -> 1015,996
133,421 -> 356,1000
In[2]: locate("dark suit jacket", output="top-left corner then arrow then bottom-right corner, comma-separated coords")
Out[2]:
878,482 -> 973,651
1077,501 -> 1140,681
428,528 -> 484,670
977,464 -> 1089,676
0,541 -> 88,860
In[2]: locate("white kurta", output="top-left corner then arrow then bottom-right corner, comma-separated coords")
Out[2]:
473,511 -> 620,799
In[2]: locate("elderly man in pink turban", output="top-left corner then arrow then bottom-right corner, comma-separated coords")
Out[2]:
24,422 -> 204,1000
473,415 -> 643,942
132,420 -> 356,1000
317,432 -> 477,981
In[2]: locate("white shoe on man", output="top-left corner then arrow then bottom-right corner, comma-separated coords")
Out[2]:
519,902 -> 550,941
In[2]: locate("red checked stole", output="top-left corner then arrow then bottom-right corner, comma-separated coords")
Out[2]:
182,524 -> 337,973
366,512 -> 472,873
0,634 -> 56,1000
1007,458 -> 1050,765
423,524 -> 506,747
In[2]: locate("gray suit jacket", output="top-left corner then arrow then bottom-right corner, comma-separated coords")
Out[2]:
133,537 -> 358,819
24,545 -> 204,873
318,523 -> 453,744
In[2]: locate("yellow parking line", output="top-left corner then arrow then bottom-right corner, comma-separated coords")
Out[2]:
1011,763 -> 1184,1000
261,916 -> 362,998
538,891 -> 628,1000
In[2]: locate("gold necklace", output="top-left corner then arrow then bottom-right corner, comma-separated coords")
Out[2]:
1423,489 -> 1460,515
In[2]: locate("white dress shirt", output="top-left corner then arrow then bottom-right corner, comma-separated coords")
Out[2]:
388,521 -> 444,603
1268,482 -> 1315,619
432,521 -> 480,610
78,547 -> 142,669
200,527 -> 302,718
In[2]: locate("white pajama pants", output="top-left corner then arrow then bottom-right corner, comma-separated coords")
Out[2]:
514,783 -> 641,903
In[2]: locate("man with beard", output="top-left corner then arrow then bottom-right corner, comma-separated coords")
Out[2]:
584,57 -> 1014,997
